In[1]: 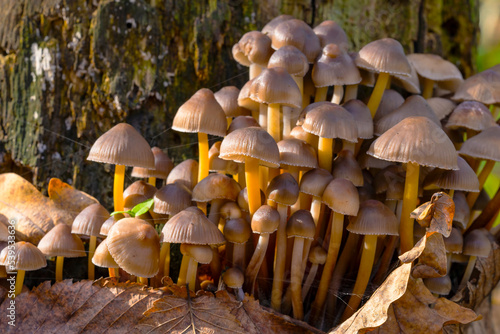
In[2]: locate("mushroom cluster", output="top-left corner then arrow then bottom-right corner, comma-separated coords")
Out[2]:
2,14 -> 499,331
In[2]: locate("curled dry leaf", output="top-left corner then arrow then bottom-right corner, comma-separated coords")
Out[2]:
48,178 -> 98,214
411,192 -> 454,238
411,232 -> 447,279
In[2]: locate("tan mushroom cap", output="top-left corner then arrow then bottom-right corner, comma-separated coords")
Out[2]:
262,14 -> 295,38
271,19 -> 321,63
358,148 -> 394,170
219,127 -> 280,168
392,62 -> 421,94
232,31 -> 273,67
322,178 -> 359,216
266,173 -> 300,206
38,224 -> 86,258
87,123 -> 155,168
301,102 -> 358,142
160,207 -> 225,245
300,168 -> 334,197
355,38 -> 411,76
238,79 -> 260,112
100,213 -> 124,236
209,141 -> 239,175
107,218 -> 159,277
227,116 -> 260,134
123,193 -> 150,213
312,44 -> 361,87
446,101 -> 496,131
0,222 -> 9,242
220,202 -> 243,220
92,239 -> 118,269
463,229 -> 492,257
309,246 -> 327,265
444,227 -> 463,254
368,116 -> 459,170
375,95 -> 441,136
424,275 -> 452,295
166,159 -> 198,190
215,86 -> 252,118
123,180 -> 157,200
288,126 -> 319,148
347,200 -> 399,236
374,89 -> 405,122
251,205 -> 280,234
350,51 -> 376,86
452,192 -> 470,230
453,69 -> 500,105
424,157 -> 479,192
192,174 -> 242,202
286,210 -> 315,239
71,203 -> 110,237
181,244 -> 213,264
249,67 -> 301,108
332,150 -> 364,187
172,88 -> 227,137
373,165 -> 405,194
131,147 -> 173,179
237,188 -> 265,213
459,125 -> 500,161
278,138 -> 318,169
343,99 -> 373,139
153,183 -> 192,216
268,45 -> 309,77
427,97 -> 456,120
313,20 -> 349,50
0,241 -> 46,271
407,53 -> 463,82
223,267 -> 245,289
224,218 -> 252,244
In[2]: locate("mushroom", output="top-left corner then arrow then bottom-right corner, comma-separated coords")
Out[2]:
223,267 -> 246,301
166,159 -> 199,191
313,20 -> 349,51
301,246 -> 327,301
373,89 -> 405,122
277,138 -> 318,182
427,97 -> 457,121
444,227 -> 463,272
91,238 -> 119,278
131,147 -> 173,186
123,180 -> 157,200
424,275 -> 452,297
181,243 -> 213,291
232,31 -> 273,79
271,19 -> 321,64
459,229 -> 492,289
446,101 -> 496,138
224,218 -> 252,271
214,86 -> 252,129
208,141 -> 239,176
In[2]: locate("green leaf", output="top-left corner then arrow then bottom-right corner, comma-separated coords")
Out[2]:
110,210 -> 131,216
131,198 -> 154,217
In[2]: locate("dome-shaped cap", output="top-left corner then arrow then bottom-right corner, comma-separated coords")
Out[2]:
262,14 -> 295,38
107,218 -> 160,277
209,141 -> 239,175
166,159 -> 198,190
288,126 -> 319,148
272,19 -> 321,63
444,227 -> 463,254
223,267 -> 244,289
424,275 -> 452,295
355,38 -> 411,76
266,173 -> 300,206
452,191 -> 470,230
214,86 -> 251,119
308,246 -> 327,264
392,63 -> 421,94
153,183 -> 192,216
172,88 -> 227,137
38,224 -> 86,258
224,218 -> 252,244
92,238 -> 119,269
446,101 -> 496,131
268,45 -> 309,77
332,150 -> 364,187
312,44 -> 361,87
181,244 -> 213,264
237,187 -> 265,212
453,69 -> 500,105
123,180 -> 157,200
220,202 -> 243,220
407,53 -> 463,82
249,67 -> 301,108
301,102 -> 358,142
313,20 -> 349,50
347,200 -> 399,236
368,116 -> 459,170
100,214 -> 124,236
131,147 -> 173,179
219,127 -> 280,168
286,210 -> 315,239
238,79 -> 260,112
459,125 -> 500,161
343,99 -> 373,139
192,174 -> 241,202
251,205 -> 280,234
427,97 -> 456,120
278,138 -> 318,169
227,116 -> 260,134
373,165 -> 405,194
374,89 -> 405,122
161,207 -> 225,245
87,123 -> 155,168
232,31 -> 273,67
0,241 -> 46,271
463,229 -> 492,257
322,178 -> 359,216
71,203 -> 110,237
300,168 -> 334,197
424,157 -> 479,192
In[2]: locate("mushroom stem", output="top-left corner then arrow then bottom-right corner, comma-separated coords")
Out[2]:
210,246 -> 222,286
14,270 -> 25,297
259,104 -> 268,129
233,243 -> 246,270
283,107 -> 292,138
245,157 -> 261,216
226,117 -> 232,129
422,78 -> 434,99
159,242 -> 170,278
110,268 -> 118,278
447,253 -> 452,273
318,137 -> 333,173
372,235 -> 398,285
186,257 -> 198,291
114,165 -> 126,211
249,63 -> 262,80
236,287 -> 245,301
290,238 -> 306,320
177,255 -> 190,286
208,199 -> 224,225
466,160 -> 495,210
459,255 -> 477,290
88,235 -> 97,280
367,72 -> 390,118
198,132 -> 209,183
293,76 -> 304,97
400,162 -> 419,253
271,203 -> 288,311
56,256 -> 64,282
344,85 -> 358,102
197,202 -> 207,215
314,87 -> 328,102
342,140 -> 356,154
139,277 -> 148,285
237,164 -> 246,188
268,103 -> 281,142
301,263 -> 318,301
148,177 -> 156,186
311,196 -> 322,226
449,189 -> 455,199
245,234 -> 270,294
259,166 -> 268,194
331,85 -> 344,104
341,234 -> 378,322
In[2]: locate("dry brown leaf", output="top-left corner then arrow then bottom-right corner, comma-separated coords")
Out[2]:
411,192 -> 454,238
48,178 -> 98,214
411,232 -> 447,279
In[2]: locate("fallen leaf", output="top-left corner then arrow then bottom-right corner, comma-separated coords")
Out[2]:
412,232 -> 447,279
411,192 -> 454,238
48,178 -> 98,214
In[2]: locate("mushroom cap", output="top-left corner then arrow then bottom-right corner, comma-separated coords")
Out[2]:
347,200 -> 399,236
160,207 -> 225,245
472,189 -> 491,212
312,44 -> 361,87
0,222 -> 8,242
219,127 -> 280,168
392,63 -> 421,94
251,205 -> 280,234
278,138 -> 318,169
286,210 -> 315,239
38,224 -> 86,258
463,229 -> 492,257
166,159 -> 198,191
459,125 -> 500,161
107,218 -> 159,277
308,246 -> 327,265
322,178 -> 359,216
343,99 -> 373,139
87,123 -> 155,168
453,69 -> 500,105
288,126 -> 319,148
424,156 -> 479,192
452,191 -> 470,230
373,165 -> 405,195
271,19 -> 321,63
214,86 -> 252,118
426,97 -> 456,120
209,141 -> 240,175
123,180 -> 157,200
355,38 -> 411,76
407,53 -> 463,82
180,244 -> 213,264
266,173 -> 300,206
71,203 -> 110,237
313,20 -> 349,50
444,227 -> 463,254
232,31 -> 273,67
332,150 -> 364,187
172,88 -> 227,137
224,218 -> 252,244
99,214 -> 124,236
227,116 -> 260,134
153,183 -> 192,216
446,101 -> 496,131
237,187 -> 265,212
268,45 -> 309,77
238,79 -> 260,112
368,116 -> 459,170
249,67 -> 302,108
0,241 -> 46,271
131,147 -> 173,179
220,202 -> 243,220
262,14 -> 295,38
358,147 -> 394,170
424,275 -> 452,295
300,168 -> 334,197
223,267 -> 245,289
192,174 -> 241,203
374,89 -> 405,122
92,239 -> 119,268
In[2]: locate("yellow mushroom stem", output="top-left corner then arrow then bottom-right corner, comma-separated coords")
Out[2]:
341,234 -> 378,322
159,242 -> 171,278
459,255 -> 477,290
367,72 -> 391,118
422,78 -> 434,99
271,203 -> 289,312
466,160 -> 496,210
259,166 -> 268,194
331,85 -> 344,104
259,104 -> 268,128
56,256 -> 64,282
342,140 -> 356,154
198,132 -> 209,183
282,107 -> 292,138
88,235 -> 97,280
237,164 -> 246,188
113,164 -> 126,211
344,84 -> 358,102
186,257 -> 199,291
449,189 -> 455,199
139,277 -> 148,285
318,137 -> 333,173
245,157 -> 261,216
301,262 -> 319,301
210,246 -> 222,286
226,117 -> 232,129
14,269 -> 25,297
197,201 -> 207,215
148,177 -> 156,186
314,86 -> 328,102
290,237 -> 307,320
177,254 -> 191,286
268,103 -> 281,142
251,109 -> 259,122
400,162 -> 420,253
244,233 -> 270,294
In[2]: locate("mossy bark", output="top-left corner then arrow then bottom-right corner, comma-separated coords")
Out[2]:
0,0 -> 479,207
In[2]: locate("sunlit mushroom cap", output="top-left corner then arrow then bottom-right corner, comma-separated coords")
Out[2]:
181,244 -> 213,264
355,38 -> 411,76
227,116 -> 260,134
309,246 -> 327,265
446,101 -> 496,131
463,229 -> 492,257
219,127 -> 280,168
286,210 -> 315,239
278,138 -> 318,169
38,224 -> 86,258
0,241 -> 46,271
444,227 -> 463,254
459,125 -> 500,161
424,275 -> 452,295
224,218 -> 252,244
374,89 -> 405,122
166,159 -> 198,190
427,97 -> 456,120
107,218 -> 159,277
313,20 -> 349,50
237,188 -> 265,212
271,19 -> 321,63
87,123 -> 155,168
300,168 -> 334,197
209,141 -> 239,175
368,116 -> 459,170
160,207 -> 225,245
424,157 -> 479,192
131,147 -> 173,179
262,14 -> 295,38
453,69 -> 500,105
452,192 -> 470,230
301,102 -> 358,142
123,180 -> 157,200
322,178 -> 359,216
215,86 -> 252,118
238,79 -> 260,112
407,53 -> 463,82
266,173 -> 300,206
332,150 -> 364,186
172,88 -> 227,137
343,100 -> 373,139
220,202 -> 243,221
268,45 -> 309,77
288,126 -> 319,148
251,205 -> 280,234
232,31 -> 273,67
249,67 -> 302,108
192,174 -> 241,202
71,203 -> 110,237
312,44 -> 361,87
347,200 -> 399,236
223,267 -> 245,289
392,62 -> 421,94
92,238 -> 119,269
153,183 -> 192,216
100,213 -> 124,236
